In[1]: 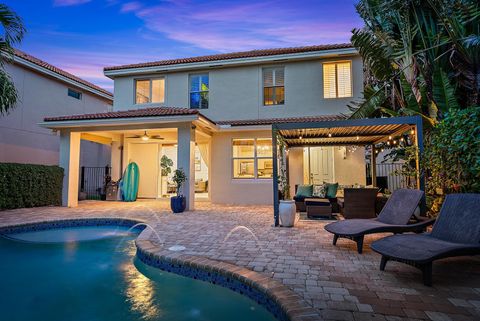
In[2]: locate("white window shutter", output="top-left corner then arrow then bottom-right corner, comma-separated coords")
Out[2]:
274,68 -> 284,86
263,69 -> 274,87
337,62 -> 352,97
323,63 -> 337,98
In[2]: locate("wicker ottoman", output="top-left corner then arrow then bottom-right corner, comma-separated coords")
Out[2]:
305,198 -> 333,219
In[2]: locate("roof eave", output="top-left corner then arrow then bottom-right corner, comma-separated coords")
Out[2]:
104,48 -> 358,78
12,55 -> 113,101
39,114 -> 200,130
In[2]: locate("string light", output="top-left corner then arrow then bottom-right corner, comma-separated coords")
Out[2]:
410,129 -> 415,135
356,135 -> 359,140
387,141 -> 390,145
393,140 -> 397,144
388,135 -> 392,140
400,137 -> 405,142
328,133 -> 332,138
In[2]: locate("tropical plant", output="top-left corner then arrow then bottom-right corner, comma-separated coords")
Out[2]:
0,4 -> 25,116
160,155 -> 173,177
422,107 -> 480,214
349,0 -> 480,123
276,133 -> 290,200
172,168 -> 187,197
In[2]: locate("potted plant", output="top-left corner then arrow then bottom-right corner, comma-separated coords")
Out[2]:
160,155 -> 173,197
170,168 -> 187,213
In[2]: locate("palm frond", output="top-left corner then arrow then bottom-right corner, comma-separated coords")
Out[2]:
0,69 -> 18,116
432,68 -> 459,113
348,85 -> 388,119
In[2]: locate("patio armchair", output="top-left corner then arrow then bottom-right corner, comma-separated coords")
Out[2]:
339,188 -> 379,219
324,189 -> 433,253
371,193 -> 480,286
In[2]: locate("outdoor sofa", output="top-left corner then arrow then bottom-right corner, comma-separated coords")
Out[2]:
371,193 -> 480,286
324,189 -> 433,253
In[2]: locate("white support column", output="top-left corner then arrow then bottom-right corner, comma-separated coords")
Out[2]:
59,130 -> 81,207
371,145 -> 377,186
177,123 -> 195,210
110,141 -> 123,182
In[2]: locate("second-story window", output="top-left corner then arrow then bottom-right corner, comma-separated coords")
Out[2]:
68,88 -> 82,100
190,74 -> 209,109
323,61 -> 352,99
135,78 -> 165,104
263,67 -> 284,106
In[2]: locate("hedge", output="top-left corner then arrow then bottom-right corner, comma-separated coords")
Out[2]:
0,163 -> 64,210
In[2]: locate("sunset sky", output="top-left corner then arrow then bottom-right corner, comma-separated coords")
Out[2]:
5,0 -> 363,90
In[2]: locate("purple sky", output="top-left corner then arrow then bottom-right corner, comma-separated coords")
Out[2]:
5,0 -> 363,91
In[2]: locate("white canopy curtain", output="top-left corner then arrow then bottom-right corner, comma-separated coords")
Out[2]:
197,143 -> 209,167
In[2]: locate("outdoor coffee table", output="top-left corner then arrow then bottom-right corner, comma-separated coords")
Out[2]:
305,198 -> 333,219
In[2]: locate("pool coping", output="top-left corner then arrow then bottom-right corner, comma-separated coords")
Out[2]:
0,218 -> 321,321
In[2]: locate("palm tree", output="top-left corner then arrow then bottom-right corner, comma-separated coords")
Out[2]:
0,4 -> 25,116
349,0 -> 480,124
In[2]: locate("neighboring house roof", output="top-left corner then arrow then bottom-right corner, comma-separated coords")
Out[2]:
11,49 -> 113,101
216,115 -> 346,127
104,43 -> 355,72
43,107 -> 198,122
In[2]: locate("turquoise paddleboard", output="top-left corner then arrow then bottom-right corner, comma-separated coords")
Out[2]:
122,162 -> 139,202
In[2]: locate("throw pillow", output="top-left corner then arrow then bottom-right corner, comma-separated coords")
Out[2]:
295,185 -> 313,198
312,184 -> 326,198
325,182 -> 339,198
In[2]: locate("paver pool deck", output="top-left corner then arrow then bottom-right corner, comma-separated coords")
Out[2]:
1,200 -> 480,321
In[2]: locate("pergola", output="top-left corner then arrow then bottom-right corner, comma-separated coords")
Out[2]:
271,116 -> 424,226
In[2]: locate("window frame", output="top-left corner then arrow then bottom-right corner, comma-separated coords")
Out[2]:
67,88 -> 82,100
231,138 -> 273,180
134,77 -> 166,105
322,60 -> 353,99
189,73 -> 209,109
262,67 -> 285,106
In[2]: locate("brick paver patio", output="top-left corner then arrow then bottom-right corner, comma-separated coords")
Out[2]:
2,200 -> 480,321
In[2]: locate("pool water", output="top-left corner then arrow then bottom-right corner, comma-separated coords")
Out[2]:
0,226 -> 277,321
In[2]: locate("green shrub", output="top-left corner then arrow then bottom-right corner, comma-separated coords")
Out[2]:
0,163 -> 64,210
423,106 -> 480,214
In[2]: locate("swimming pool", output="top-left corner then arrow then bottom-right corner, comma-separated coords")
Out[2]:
0,225 -> 278,321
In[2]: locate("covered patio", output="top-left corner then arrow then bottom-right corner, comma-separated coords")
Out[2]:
40,107 -> 215,210
271,116 -> 425,226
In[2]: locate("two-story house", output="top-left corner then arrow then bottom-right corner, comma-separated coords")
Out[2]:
40,44 -> 368,209
0,50 -> 112,168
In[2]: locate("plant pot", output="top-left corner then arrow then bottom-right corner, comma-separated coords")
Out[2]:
170,196 -> 186,213
279,200 -> 296,227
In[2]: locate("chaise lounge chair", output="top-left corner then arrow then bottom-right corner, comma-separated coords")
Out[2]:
371,193 -> 480,286
324,189 -> 433,253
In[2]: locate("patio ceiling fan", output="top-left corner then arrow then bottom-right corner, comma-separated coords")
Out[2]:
127,131 -> 164,141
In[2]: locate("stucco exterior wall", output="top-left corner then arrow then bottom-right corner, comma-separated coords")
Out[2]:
210,130 -> 273,205
112,55 -> 363,121
333,147 -> 367,186
0,63 -> 112,166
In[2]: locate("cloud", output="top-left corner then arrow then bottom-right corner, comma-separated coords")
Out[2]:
124,0 -> 362,52
120,1 -> 142,13
53,0 -> 91,7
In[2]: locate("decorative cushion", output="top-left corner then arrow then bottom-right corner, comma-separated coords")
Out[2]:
325,182 -> 339,198
312,184 -> 326,198
295,185 -> 313,198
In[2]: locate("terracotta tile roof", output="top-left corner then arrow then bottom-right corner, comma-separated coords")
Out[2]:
104,43 -> 354,71
216,115 -> 346,127
44,107 -> 198,122
12,49 -> 113,98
